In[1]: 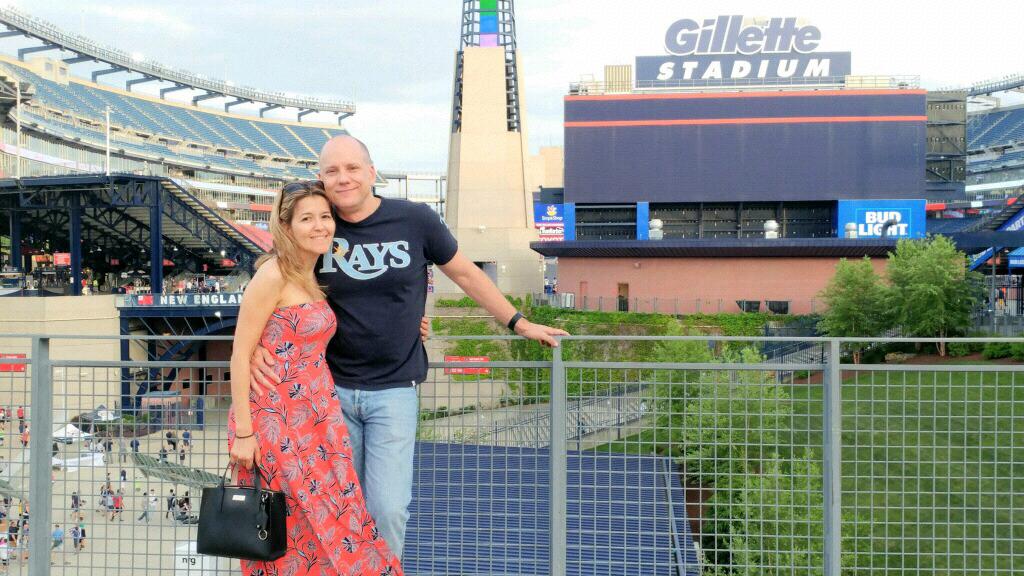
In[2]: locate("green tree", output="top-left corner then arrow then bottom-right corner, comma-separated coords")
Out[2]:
886,236 -> 984,356
817,256 -> 891,363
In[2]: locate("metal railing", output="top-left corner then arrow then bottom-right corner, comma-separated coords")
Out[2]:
0,6 -> 355,114
568,75 -> 920,95
1,334 -> 1021,574
531,292 -> 820,316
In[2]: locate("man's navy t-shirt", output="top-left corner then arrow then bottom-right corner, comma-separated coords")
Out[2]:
316,197 -> 457,389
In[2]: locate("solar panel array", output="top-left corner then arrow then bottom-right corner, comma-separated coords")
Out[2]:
405,442 -> 700,576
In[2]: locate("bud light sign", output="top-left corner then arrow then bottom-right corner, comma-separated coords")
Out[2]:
837,199 -> 926,239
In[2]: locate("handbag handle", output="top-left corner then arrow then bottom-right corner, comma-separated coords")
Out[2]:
219,462 -> 273,539
220,462 -> 264,492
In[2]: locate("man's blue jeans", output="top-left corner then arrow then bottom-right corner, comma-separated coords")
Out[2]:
335,385 -> 418,560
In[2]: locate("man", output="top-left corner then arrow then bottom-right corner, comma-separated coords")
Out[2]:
164,490 -> 175,519
49,524 -> 63,565
137,489 -> 157,523
251,136 -> 567,558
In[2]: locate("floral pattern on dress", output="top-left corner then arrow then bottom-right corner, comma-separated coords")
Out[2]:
228,300 -> 402,576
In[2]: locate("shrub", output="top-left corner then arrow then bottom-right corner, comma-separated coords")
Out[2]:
982,342 -> 1014,359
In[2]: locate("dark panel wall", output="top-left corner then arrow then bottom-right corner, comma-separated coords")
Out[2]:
564,91 -> 926,203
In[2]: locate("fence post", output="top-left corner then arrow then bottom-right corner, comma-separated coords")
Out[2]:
29,336 -> 53,576
822,339 -> 843,575
549,342 -> 567,576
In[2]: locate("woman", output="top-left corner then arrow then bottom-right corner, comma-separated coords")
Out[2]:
227,180 -> 402,576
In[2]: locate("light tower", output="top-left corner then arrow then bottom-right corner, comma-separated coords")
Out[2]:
443,0 -> 543,295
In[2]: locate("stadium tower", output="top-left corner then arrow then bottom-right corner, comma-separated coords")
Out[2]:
442,0 -> 544,294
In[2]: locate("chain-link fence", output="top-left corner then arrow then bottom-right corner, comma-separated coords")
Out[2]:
1,335 -> 1021,574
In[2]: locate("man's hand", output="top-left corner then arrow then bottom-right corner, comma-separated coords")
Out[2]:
420,316 -> 430,342
249,345 -> 280,396
514,319 -> 569,347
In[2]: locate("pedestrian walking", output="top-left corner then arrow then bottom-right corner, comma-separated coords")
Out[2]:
69,526 -> 80,555
164,490 -> 175,519
137,490 -> 156,523
75,516 -> 86,552
110,491 -> 124,522
49,524 -> 65,565
0,533 -> 9,572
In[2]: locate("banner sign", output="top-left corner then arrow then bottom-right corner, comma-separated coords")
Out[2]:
129,292 -> 244,307
836,199 -> 926,239
0,142 -> 103,173
534,203 -> 565,242
636,16 -> 851,86
53,253 -> 71,266
444,356 -> 491,375
0,353 -> 26,373
533,203 -> 565,227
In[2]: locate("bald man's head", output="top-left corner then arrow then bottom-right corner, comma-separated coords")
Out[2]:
319,135 -> 373,167
317,134 -> 379,219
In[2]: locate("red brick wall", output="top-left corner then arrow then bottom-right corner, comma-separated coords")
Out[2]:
558,257 -> 887,315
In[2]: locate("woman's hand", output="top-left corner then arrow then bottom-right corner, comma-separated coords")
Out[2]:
229,435 -> 260,470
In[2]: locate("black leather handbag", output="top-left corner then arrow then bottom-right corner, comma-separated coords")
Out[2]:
196,465 -> 287,561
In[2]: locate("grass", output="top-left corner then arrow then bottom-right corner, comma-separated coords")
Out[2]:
591,366 -> 1024,572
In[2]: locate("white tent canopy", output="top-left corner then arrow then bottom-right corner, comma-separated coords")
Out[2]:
53,423 -> 92,441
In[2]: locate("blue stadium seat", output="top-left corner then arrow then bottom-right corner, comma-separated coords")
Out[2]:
970,108 -> 1024,150
4,60 -> 346,169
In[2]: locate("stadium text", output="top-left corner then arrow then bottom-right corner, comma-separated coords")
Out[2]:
635,52 -> 850,85
665,16 -> 820,56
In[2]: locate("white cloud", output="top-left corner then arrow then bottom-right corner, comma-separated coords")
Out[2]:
10,0 -> 1024,170
78,5 -> 196,37
344,101 -> 451,173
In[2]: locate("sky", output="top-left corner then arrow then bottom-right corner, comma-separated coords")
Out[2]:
5,0 -> 1024,172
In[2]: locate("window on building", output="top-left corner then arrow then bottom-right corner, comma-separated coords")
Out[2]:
766,300 -> 790,315
736,300 -> 761,313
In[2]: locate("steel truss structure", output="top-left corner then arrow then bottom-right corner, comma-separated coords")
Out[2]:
453,0 -> 521,133
0,174 -> 262,295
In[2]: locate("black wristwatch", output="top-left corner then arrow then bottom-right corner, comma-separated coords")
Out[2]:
507,312 -> 524,332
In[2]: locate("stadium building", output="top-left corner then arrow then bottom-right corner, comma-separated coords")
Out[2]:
531,16 -> 1024,316
0,6 -> 449,402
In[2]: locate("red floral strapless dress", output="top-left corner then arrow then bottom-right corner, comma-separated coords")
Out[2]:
228,300 -> 403,576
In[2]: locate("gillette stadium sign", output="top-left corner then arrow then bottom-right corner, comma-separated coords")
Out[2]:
636,16 -> 851,86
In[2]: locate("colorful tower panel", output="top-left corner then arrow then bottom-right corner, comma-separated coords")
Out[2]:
479,0 -> 498,46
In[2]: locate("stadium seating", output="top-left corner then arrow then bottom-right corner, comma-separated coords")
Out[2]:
3,60 -> 343,179
969,107 -> 1024,150
968,149 -> 1024,174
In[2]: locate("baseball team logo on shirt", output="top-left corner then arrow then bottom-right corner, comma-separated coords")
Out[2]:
320,238 -> 412,280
